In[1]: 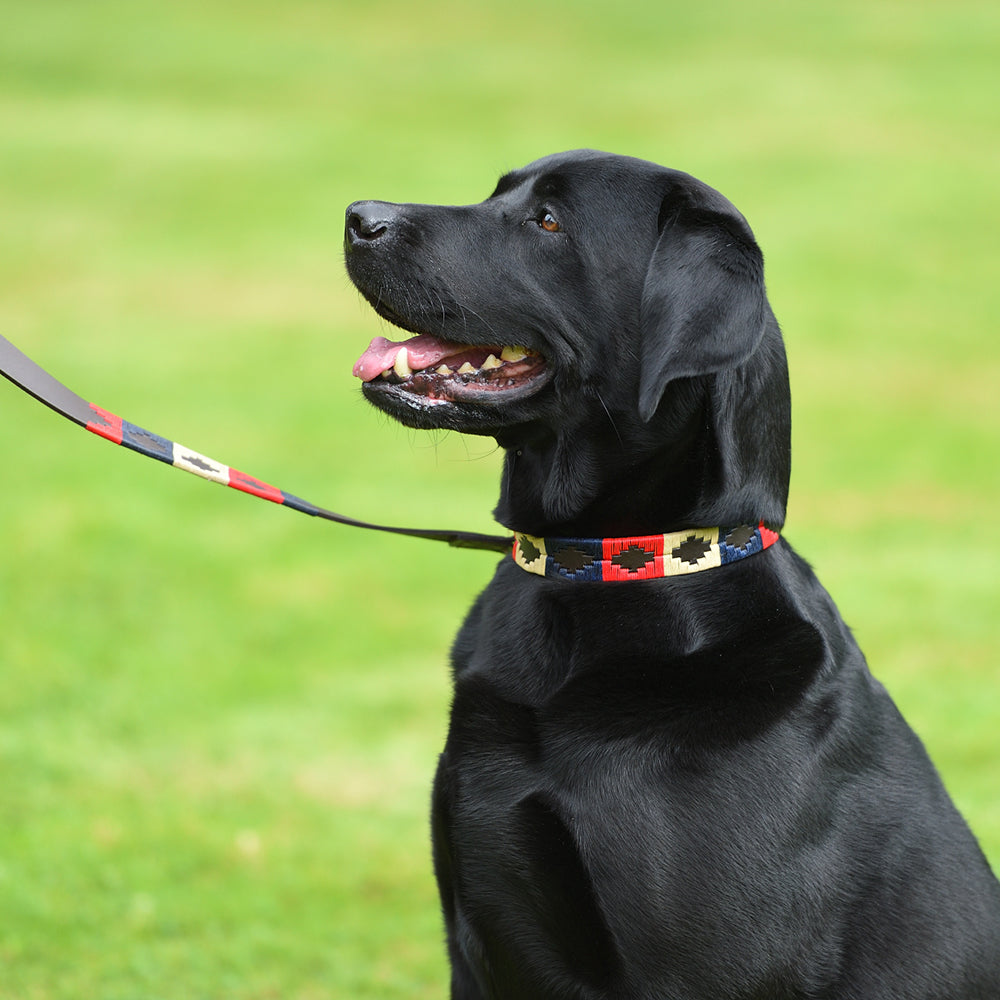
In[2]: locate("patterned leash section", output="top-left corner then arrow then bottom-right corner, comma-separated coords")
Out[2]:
0,333 -> 512,553
84,402 -> 324,515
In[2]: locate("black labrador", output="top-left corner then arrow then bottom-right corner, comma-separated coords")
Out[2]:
343,150 -> 1000,999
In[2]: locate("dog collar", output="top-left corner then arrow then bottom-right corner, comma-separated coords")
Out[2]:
512,521 -> 779,582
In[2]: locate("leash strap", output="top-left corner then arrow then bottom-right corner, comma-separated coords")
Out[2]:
0,334 -> 513,553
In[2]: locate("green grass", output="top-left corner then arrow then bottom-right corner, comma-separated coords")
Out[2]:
1,0 -> 998,996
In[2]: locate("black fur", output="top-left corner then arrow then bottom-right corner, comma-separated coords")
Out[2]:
345,150 -> 1000,999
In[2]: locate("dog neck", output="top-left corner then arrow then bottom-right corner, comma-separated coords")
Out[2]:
512,521 -> 779,582
493,356 -> 791,541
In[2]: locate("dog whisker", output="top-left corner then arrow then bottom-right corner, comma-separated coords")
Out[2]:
596,391 -> 624,447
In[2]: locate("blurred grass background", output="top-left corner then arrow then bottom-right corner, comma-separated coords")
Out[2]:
0,0 -> 997,996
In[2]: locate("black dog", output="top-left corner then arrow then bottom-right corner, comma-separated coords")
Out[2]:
344,150 -> 1000,999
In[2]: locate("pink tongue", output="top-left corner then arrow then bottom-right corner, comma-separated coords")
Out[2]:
353,333 -> 472,382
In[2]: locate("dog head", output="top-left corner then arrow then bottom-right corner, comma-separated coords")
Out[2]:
345,150 -> 789,535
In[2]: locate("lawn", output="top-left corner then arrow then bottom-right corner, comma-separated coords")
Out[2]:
1,1 -> 998,996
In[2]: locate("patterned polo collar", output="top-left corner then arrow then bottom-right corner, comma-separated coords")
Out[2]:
512,521 -> 779,582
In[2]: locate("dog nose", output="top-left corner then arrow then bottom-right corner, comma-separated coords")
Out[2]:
345,201 -> 397,247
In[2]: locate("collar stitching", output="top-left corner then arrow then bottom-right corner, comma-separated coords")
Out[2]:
512,521 -> 779,581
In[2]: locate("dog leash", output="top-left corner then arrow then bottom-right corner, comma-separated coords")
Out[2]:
0,333 -> 513,553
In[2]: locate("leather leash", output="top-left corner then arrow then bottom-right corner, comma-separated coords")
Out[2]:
0,333 -> 513,554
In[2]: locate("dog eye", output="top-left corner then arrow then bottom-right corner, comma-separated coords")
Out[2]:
539,211 -> 561,233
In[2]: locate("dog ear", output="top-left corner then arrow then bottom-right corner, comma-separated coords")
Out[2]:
637,188 -> 767,423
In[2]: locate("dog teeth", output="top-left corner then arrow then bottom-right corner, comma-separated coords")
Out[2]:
393,347 -> 412,378
382,347 -> 534,382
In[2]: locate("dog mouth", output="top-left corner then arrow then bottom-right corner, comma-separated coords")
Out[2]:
353,333 -> 551,406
